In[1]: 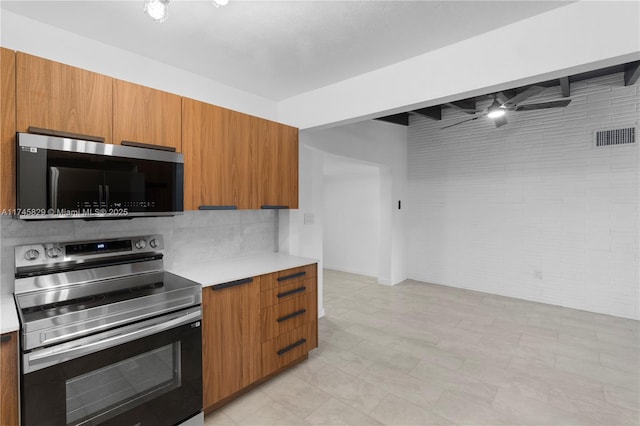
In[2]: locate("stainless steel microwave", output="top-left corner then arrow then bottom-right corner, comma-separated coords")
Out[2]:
16,132 -> 184,220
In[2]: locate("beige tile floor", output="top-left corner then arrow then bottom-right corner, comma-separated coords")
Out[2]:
205,269 -> 640,425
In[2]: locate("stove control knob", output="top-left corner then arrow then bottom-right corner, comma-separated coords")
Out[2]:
135,239 -> 147,250
46,247 -> 63,258
24,249 -> 40,261
149,238 -> 159,249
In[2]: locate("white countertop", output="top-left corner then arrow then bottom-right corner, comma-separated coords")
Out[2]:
0,294 -> 19,334
0,252 -> 317,334
168,252 -> 318,287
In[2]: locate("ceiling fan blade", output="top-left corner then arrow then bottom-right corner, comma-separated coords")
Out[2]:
495,92 -> 509,104
443,102 -> 482,113
515,99 -> 572,111
440,115 -> 481,129
493,115 -> 508,128
503,85 -> 545,107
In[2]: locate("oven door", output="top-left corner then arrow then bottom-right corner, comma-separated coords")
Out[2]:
21,308 -> 202,426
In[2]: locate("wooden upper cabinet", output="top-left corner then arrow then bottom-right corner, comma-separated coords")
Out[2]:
113,79 -> 181,151
16,52 -> 112,143
1,48 -> 16,209
182,98 -> 254,210
256,120 -> 299,209
202,279 -> 261,409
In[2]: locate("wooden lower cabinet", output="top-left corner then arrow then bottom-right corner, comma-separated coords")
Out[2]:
0,332 -> 19,426
262,321 -> 317,377
202,264 -> 318,413
201,278 -> 262,410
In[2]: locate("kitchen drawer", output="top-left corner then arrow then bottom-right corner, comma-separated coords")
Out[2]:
260,264 -> 317,291
261,278 -> 316,308
262,321 -> 317,377
262,291 -> 316,342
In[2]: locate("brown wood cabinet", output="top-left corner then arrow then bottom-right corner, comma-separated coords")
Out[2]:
4,51 -> 299,211
0,332 -> 19,426
182,99 -> 255,210
16,52 -> 113,143
201,264 -> 317,412
256,120 -> 299,209
0,47 -> 16,209
262,321 -> 317,377
201,277 -> 262,410
259,264 -> 317,376
113,79 -> 182,151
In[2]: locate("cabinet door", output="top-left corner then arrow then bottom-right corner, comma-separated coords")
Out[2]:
113,79 -> 181,151
202,278 -> 261,409
182,98 -> 254,210
0,332 -> 19,426
16,52 -> 112,143
1,48 -> 16,209
256,120 -> 299,209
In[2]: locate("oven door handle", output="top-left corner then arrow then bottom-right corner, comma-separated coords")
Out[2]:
24,307 -> 201,374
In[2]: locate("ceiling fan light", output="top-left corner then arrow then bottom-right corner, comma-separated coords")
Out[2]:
211,0 -> 229,7
144,0 -> 170,23
487,97 -> 505,119
487,108 -> 505,119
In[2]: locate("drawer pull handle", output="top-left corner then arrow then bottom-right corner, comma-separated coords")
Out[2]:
213,277 -> 253,290
199,205 -> 238,210
277,286 -> 306,298
277,271 -> 306,282
0,334 -> 11,343
261,205 -> 289,210
277,309 -> 307,323
277,338 -> 307,356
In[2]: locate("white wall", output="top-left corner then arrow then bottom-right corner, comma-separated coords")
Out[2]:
279,1 -> 640,130
407,73 -> 639,320
0,9 -> 278,121
284,120 -> 407,285
323,160 -> 380,277
279,145 -> 326,316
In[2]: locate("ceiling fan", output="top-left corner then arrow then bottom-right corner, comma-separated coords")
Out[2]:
441,85 -> 571,129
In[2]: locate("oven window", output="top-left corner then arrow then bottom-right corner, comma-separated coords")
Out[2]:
65,343 -> 181,425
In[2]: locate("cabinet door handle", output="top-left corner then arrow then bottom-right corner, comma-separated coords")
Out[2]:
261,205 -> 288,209
277,309 -> 306,323
213,277 -> 253,290
199,205 -> 238,210
27,126 -> 105,143
277,286 -> 306,298
277,271 -> 306,282
277,338 -> 306,356
0,334 -> 11,343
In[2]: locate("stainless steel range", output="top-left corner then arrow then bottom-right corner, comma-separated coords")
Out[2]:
14,235 -> 203,426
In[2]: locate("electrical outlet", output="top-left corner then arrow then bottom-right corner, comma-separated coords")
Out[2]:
534,270 -> 542,280
303,213 -> 315,225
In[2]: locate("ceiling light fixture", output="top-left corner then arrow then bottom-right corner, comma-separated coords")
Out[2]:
144,0 -> 170,23
486,96 -> 506,119
144,0 -> 229,23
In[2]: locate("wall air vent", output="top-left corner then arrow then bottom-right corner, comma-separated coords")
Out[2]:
594,127 -> 636,147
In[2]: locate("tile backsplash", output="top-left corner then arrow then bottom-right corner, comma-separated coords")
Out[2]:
0,210 -> 278,294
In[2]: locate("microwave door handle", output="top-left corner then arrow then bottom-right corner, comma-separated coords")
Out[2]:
98,184 -> 103,207
105,184 -> 109,208
49,167 -> 60,211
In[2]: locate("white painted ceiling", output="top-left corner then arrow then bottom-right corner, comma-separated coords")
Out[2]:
1,0 -> 571,101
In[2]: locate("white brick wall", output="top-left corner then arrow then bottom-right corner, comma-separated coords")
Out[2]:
407,73 -> 639,319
